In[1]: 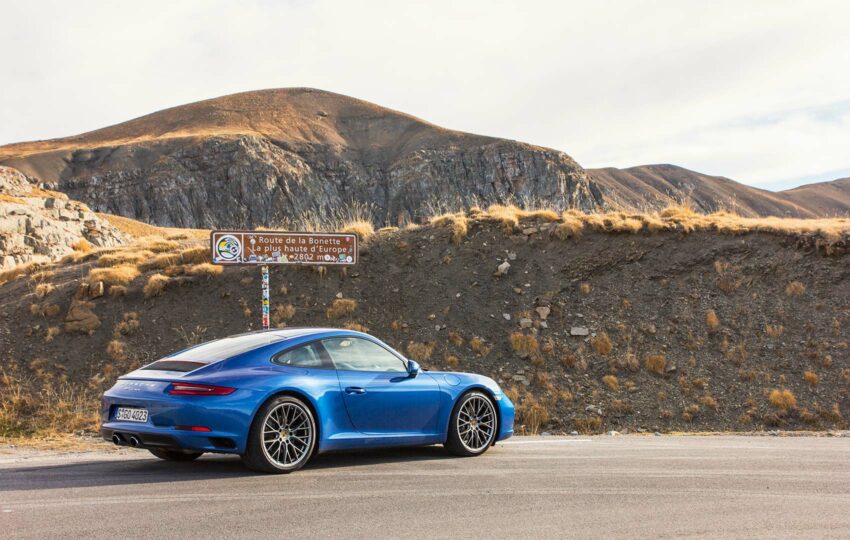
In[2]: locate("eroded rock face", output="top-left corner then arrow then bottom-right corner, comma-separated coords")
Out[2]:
54,135 -> 598,229
0,167 -> 127,268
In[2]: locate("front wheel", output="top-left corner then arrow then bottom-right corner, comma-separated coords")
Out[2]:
242,395 -> 316,474
444,391 -> 497,457
148,449 -> 203,461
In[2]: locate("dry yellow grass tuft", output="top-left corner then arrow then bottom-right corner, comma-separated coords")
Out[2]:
96,250 -> 154,267
554,213 -> 584,239
590,333 -> 613,355
447,331 -> 465,347
179,246 -> 210,264
430,212 -> 469,244
343,322 -> 369,333
34,283 -> 54,298
71,238 -> 93,253
765,324 -> 784,337
106,340 -> 128,362
785,281 -> 806,297
407,342 -> 434,362
507,388 -> 551,434
645,354 -> 666,376
0,261 -> 47,285
187,263 -> 223,277
602,374 -> 619,392
142,274 -> 170,299
136,237 -> 180,253
574,415 -> 603,434
445,355 -> 459,368
87,264 -> 140,286
326,298 -> 357,319
700,395 -> 719,410
706,309 -> 720,330
114,312 -> 140,336
768,388 -> 797,411
579,282 -> 592,295
271,304 -> 296,326
340,220 -> 375,241
509,332 -> 539,357
803,371 -> 819,386
30,270 -> 55,283
44,326 -> 60,343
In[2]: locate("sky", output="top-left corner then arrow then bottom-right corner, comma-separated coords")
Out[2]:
2,0 -> 849,191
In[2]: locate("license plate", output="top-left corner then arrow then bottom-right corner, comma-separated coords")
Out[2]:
115,407 -> 149,423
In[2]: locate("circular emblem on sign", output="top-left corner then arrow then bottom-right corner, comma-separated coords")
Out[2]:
215,234 -> 241,262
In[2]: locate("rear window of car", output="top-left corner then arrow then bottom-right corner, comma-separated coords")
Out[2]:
167,333 -> 287,362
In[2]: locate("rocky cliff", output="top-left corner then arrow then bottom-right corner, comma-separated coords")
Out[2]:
0,89 -> 598,229
0,167 -> 126,268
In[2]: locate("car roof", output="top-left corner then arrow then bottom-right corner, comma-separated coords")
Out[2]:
231,327 -> 357,339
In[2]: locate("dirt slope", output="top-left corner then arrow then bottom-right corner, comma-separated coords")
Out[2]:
2,212 -> 848,436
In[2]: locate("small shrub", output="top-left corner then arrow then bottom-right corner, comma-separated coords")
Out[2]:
271,304 -> 296,326
765,324 -> 784,338
97,250 -> 154,267
430,213 -> 468,244
326,298 -> 357,319
509,332 -> 539,358
445,355 -> 459,368
644,354 -> 666,375
342,322 -> 369,333
682,404 -> 700,422
179,246 -> 210,264
407,342 -> 434,362
768,388 -> 797,411
114,312 -> 140,336
574,415 -> 603,434
44,326 -> 60,343
700,395 -> 718,410
108,285 -> 128,297
340,220 -> 375,241
71,238 -> 93,252
469,336 -> 491,356
738,369 -> 757,382
534,372 -> 553,390
785,281 -> 806,297
188,263 -> 223,277
35,283 -> 54,298
803,371 -> 819,386
590,333 -> 613,355
137,237 -> 179,253
88,265 -> 140,286
447,331 -> 464,347
706,309 -> 720,330
579,282 -> 592,295
30,270 -> 55,282
106,339 -> 127,362
611,399 -> 634,415
602,374 -> 619,392
143,274 -> 170,299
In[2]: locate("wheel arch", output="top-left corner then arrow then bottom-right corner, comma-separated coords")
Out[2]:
251,388 -> 322,454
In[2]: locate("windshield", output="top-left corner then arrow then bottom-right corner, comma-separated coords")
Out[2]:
167,333 -> 286,362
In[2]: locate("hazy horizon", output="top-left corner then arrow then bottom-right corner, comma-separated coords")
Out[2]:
3,0 -> 849,191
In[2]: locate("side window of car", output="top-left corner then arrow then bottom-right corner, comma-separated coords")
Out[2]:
273,343 -> 324,368
322,337 -> 407,373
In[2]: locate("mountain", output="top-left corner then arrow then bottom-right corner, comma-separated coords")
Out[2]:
0,88 -> 596,228
1,89 -> 848,227
587,164 -> 850,218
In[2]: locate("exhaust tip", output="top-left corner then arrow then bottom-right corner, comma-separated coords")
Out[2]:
111,434 -> 123,445
128,436 -> 141,448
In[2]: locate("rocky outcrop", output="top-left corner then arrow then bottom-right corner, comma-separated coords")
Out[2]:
0,167 -> 127,268
0,89 -> 599,229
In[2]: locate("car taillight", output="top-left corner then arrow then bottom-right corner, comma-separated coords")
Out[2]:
167,382 -> 235,395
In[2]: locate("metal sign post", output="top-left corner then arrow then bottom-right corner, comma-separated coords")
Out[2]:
210,231 -> 358,330
261,265 -> 270,330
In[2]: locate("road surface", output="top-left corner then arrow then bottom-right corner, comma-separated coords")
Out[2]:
1,435 -> 849,538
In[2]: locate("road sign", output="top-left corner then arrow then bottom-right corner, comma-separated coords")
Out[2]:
210,231 -> 358,266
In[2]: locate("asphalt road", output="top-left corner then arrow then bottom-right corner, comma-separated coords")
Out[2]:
1,435 -> 849,539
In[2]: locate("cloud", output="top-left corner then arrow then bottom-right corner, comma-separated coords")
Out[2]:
2,0 -> 849,190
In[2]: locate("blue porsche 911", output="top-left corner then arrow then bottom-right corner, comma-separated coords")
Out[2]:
101,328 -> 515,473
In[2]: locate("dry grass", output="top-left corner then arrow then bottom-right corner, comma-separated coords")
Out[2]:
700,395 -> 719,410
343,322 -> 369,333
765,324 -> 784,337
0,261 -> 47,285
0,377 -> 100,437
30,270 -> 55,282
803,371 -> 819,386
469,336 -> 491,356
407,342 -> 434,362
785,281 -> 806,297
179,246 -> 210,264
611,399 -> 634,415
71,238 -> 93,253
768,388 -> 797,411
445,355 -> 459,368
447,331 -> 465,347
644,354 -> 666,375
142,274 -> 170,299
96,250 -> 154,267
326,298 -> 357,319
340,220 -> 375,241
506,387 -> 551,434
574,415 -> 603,434
602,374 -> 619,392
187,263 -> 223,277
106,340 -> 128,362
44,326 -> 60,343
579,282 -> 592,295
87,264 -> 140,286
590,333 -> 613,355
34,283 -> 54,298
114,312 -> 140,336
706,309 -> 720,330
430,212 -> 469,244
509,332 -> 539,357
271,304 -> 296,326
108,285 -> 127,297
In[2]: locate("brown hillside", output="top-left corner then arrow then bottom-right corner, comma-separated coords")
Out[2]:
782,177 -> 850,217
2,207 -> 848,438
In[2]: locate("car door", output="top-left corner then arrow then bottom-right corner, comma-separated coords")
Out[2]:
320,336 -> 441,435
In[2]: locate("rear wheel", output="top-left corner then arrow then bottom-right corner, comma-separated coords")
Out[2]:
444,391 -> 497,457
242,395 -> 316,474
148,449 -> 203,461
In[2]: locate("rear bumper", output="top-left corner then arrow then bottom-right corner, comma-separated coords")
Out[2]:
101,424 -> 242,454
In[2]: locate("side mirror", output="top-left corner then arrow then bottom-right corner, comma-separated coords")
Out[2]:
406,360 -> 421,378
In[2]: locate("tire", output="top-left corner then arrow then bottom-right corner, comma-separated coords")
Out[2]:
444,391 -> 497,457
242,395 -> 317,474
148,449 -> 203,461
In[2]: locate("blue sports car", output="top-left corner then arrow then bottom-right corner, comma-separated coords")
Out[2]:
101,328 -> 515,473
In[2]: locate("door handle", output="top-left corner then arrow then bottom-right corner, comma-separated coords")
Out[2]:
345,386 -> 366,395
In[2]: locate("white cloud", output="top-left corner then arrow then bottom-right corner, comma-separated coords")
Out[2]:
2,0 -> 849,190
